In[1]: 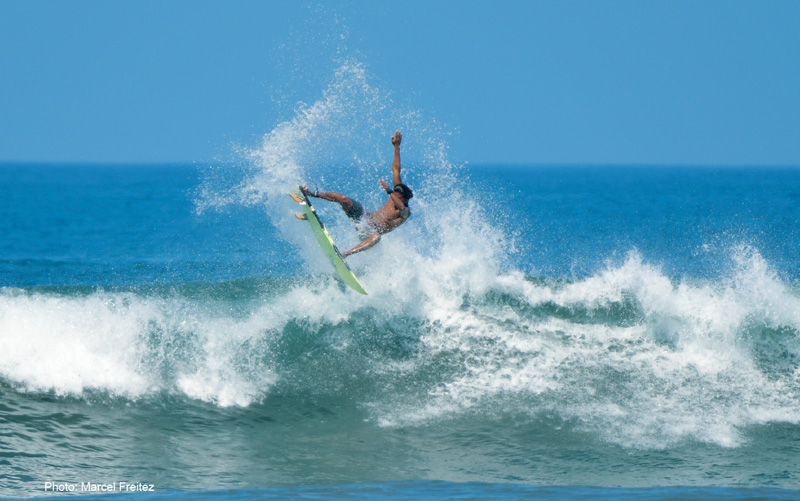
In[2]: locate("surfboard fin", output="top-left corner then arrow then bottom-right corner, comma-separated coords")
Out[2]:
289,192 -> 305,204
295,213 -> 307,220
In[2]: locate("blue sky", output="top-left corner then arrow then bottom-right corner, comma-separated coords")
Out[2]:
1,1 -> 798,165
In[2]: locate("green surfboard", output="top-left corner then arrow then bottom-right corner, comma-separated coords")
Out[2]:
291,187 -> 368,295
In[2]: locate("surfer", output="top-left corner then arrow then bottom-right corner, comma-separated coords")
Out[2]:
300,130 -> 412,258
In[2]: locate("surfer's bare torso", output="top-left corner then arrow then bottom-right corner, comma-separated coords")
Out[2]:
368,183 -> 411,234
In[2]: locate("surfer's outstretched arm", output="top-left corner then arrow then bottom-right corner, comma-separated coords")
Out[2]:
342,232 -> 381,258
391,130 -> 402,186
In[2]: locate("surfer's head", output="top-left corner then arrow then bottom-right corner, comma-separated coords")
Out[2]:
393,183 -> 413,200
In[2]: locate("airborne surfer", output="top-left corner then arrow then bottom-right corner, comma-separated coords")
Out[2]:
295,130 -> 413,258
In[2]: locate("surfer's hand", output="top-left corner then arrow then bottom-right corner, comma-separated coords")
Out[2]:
380,179 -> 390,191
391,130 -> 402,147
301,185 -> 313,196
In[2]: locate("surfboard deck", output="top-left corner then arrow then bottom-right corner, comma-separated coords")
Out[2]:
290,187 -> 368,295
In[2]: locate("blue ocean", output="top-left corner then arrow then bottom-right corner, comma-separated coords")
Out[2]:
2,65 -> 800,500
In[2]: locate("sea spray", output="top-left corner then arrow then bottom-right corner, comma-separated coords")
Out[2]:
195,60 -> 485,281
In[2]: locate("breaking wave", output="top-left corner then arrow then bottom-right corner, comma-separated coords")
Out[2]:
2,62 -> 799,451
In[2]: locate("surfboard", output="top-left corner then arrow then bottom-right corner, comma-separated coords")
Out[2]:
290,187 -> 368,295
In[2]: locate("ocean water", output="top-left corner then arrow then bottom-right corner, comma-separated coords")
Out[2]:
2,66 -> 800,500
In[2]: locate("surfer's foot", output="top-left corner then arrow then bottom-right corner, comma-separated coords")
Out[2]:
289,192 -> 304,203
295,213 -> 307,220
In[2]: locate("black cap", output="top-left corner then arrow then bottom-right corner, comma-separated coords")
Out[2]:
393,183 -> 413,199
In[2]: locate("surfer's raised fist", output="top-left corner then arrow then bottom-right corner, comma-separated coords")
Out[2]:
391,130 -> 402,147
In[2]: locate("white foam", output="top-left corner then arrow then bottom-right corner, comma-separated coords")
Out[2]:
0,292 -> 153,397
373,247 -> 800,449
0,290 -> 281,406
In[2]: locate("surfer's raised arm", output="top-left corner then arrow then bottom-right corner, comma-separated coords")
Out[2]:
391,130 -> 402,186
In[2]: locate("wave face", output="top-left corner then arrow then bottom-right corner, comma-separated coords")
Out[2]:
2,61 -> 800,493
2,247 -> 799,451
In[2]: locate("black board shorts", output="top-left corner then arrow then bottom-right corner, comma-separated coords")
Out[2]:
346,201 -> 376,239
345,201 -> 366,222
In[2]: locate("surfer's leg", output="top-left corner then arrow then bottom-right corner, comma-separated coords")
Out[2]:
314,191 -> 358,214
301,185 -> 362,215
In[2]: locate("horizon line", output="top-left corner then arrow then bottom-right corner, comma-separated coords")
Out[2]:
1,160 -> 799,169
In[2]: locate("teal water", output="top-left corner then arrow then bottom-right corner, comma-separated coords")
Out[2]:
2,65 -> 800,499
2,161 -> 799,499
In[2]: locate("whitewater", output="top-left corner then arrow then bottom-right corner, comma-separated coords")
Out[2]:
1,62 -> 799,498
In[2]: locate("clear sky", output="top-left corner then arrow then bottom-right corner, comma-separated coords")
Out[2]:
1,0 -> 798,165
